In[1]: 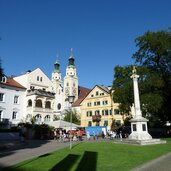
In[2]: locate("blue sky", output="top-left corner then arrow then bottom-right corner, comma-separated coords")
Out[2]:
0,0 -> 170,88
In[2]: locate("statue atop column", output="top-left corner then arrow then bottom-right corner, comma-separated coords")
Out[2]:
129,66 -> 152,140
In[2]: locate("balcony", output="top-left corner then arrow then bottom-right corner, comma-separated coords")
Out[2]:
33,107 -> 53,114
27,89 -> 55,98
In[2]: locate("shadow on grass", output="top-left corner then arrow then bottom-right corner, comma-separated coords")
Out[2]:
76,151 -> 97,171
49,151 -> 97,171
0,151 -> 98,171
49,154 -> 80,171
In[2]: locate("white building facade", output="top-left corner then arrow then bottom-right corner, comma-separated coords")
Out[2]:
11,50 -> 79,124
0,77 -> 26,127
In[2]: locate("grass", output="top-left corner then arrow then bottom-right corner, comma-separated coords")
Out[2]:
2,138 -> 171,171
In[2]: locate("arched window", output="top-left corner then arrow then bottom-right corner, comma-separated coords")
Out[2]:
35,99 -> 42,107
57,103 -> 61,110
35,114 -> 41,124
28,99 -> 32,107
45,101 -> 51,108
26,114 -> 32,122
44,115 -> 50,123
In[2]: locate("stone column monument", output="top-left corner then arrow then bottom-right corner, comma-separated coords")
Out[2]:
127,67 -> 166,145
129,66 -> 152,140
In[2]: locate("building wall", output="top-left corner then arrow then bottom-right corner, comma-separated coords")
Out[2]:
14,68 -> 55,124
0,85 -> 26,126
26,93 -> 54,124
14,68 -> 53,91
80,86 -> 124,130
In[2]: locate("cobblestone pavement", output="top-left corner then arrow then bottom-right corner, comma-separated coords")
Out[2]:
0,139 -> 171,170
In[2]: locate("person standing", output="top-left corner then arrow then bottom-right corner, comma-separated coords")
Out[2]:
86,131 -> 90,140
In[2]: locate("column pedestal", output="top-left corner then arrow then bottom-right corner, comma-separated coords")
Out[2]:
129,116 -> 152,140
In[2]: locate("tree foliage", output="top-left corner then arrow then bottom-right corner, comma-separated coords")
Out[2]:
112,65 -> 133,115
113,28 -> 171,127
0,59 -> 4,80
133,28 -> 171,126
63,109 -> 80,125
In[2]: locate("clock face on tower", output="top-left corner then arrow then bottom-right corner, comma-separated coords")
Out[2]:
72,88 -> 77,96
65,88 -> 69,96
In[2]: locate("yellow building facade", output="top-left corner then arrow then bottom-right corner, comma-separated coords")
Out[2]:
80,85 -> 124,130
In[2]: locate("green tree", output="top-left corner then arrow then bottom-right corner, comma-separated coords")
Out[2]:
63,109 -> 80,125
112,28 -> 171,127
0,59 -> 4,80
112,65 -> 133,115
133,28 -> 171,126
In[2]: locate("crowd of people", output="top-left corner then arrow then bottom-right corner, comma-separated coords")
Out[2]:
52,127 -> 130,142
53,128 -> 85,142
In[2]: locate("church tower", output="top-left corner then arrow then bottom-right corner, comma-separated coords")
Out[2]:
64,49 -> 78,101
52,57 -> 63,118
51,57 -> 63,92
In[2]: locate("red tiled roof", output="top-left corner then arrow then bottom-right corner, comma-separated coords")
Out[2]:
0,78 -> 26,89
72,86 -> 91,107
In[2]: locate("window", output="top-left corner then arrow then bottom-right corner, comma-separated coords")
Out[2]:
36,100 -> 42,107
104,120 -> 108,126
87,102 -> 91,107
57,103 -> 61,110
86,111 -> 92,117
40,77 -> 43,82
1,76 -> 7,83
45,101 -> 51,108
102,110 -> 109,116
95,110 -> 100,115
0,110 -> 2,121
102,100 -> 108,105
96,91 -> 99,96
0,93 -> 5,102
37,76 -> 39,81
96,122 -> 99,126
133,124 -> 137,131
26,114 -> 32,121
30,86 -> 35,90
66,82 -> 69,86
35,114 -> 41,124
12,111 -> 17,119
28,100 -> 32,107
44,115 -> 50,122
91,94 -> 94,97
88,121 -> 92,126
114,109 -> 120,115
142,124 -> 146,131
94,101 -> 100,106
14,95 -> 19,104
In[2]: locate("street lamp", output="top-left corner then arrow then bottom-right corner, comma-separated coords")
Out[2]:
68,95 -> 75,149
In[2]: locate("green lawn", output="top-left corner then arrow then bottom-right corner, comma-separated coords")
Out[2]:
2,138 -> 171,171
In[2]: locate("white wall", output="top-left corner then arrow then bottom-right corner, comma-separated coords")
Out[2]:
0,86 -> 26,126
14,68 -> 53,91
